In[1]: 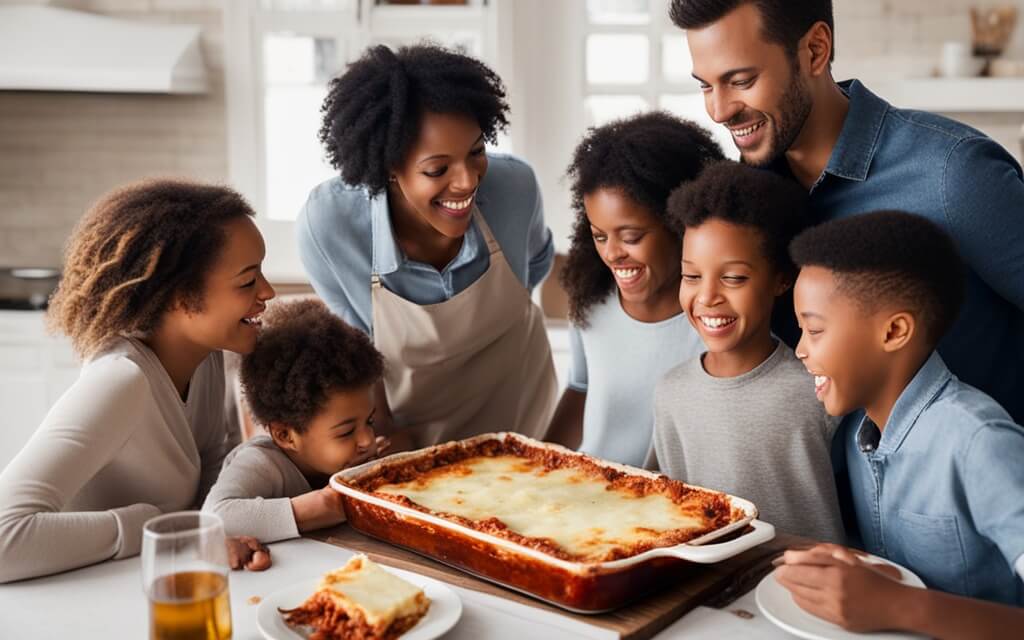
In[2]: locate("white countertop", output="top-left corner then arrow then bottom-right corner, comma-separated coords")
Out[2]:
0,537 -> 795,639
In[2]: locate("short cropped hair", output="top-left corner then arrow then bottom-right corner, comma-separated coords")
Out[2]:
669,0 -> 835,62
789,210 -> 966,346
666,160 -> 809,277
241,299 -> 384,431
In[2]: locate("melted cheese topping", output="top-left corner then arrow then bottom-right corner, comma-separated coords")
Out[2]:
319,555 -> 428,628
374,455 -> 709,560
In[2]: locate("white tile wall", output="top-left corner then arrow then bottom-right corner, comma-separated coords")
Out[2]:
0,0 -> 228,268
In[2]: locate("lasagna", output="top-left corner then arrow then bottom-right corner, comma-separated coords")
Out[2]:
280,555 -> 430,640
349,436 -> 744,563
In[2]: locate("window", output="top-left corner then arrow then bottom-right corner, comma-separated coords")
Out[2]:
581,0 -> 737,156
262,33 -> 341,221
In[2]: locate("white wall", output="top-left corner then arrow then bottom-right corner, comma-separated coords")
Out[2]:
502,0 -> 585,254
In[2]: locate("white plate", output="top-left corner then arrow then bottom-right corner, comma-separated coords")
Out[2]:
256,564 -> 462,640
755,553 -> 927,640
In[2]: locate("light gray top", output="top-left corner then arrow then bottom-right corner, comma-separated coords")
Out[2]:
0,337 -> 235,583
649,342 -> 845,543
568,294 -> 704,467
202,435 -> 312,543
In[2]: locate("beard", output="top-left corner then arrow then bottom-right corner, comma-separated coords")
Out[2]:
740,70 -> 812,168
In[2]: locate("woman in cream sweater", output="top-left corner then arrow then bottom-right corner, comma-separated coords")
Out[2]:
0,179 -> 276,583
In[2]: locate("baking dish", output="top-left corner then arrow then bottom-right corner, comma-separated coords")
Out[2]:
331,432 -> 775,613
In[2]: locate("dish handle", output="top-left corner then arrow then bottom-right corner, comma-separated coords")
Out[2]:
651,519 -> 776,564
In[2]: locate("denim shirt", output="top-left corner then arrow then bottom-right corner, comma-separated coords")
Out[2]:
773,80 -> 1024,422
845,352 -> 1024,605
296,152 -> 555,336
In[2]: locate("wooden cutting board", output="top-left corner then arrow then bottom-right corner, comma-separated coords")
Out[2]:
308,524 -> 811,640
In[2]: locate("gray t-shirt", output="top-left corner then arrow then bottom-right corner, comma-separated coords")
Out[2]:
202,435 -> 311,543
569,295 -> 704,467
650,342 -> 845,543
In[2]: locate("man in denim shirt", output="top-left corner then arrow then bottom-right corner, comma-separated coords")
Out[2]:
673,0 -> 1024,421
779,212 -> 1024,636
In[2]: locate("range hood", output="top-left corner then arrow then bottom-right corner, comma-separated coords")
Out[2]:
0,5 -> 208,94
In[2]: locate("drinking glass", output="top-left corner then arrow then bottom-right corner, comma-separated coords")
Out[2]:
142,511 -> 233,640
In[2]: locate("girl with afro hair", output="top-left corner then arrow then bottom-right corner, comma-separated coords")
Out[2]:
298,43 -> 558,449
0,179 -> 276,583
546,112 -> 723,467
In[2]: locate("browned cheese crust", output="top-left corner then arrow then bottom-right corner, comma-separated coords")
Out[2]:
343,436 -> 746,563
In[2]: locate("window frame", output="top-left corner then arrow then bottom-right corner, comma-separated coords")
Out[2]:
581,0 -> 704,123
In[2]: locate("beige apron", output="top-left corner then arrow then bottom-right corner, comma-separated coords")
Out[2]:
371,209 -> 558,449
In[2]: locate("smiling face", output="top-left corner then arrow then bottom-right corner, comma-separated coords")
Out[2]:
687,3 -> 812,167
388,111 -> 488,240
176,216 -> 275,355
793,266 -> 887,417
585,188 -> 682,321
281,385 -> 378,479
680,219 -> 787,364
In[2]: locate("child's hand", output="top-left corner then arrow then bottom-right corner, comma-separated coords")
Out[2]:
225,535 -> 272,571
774,544 -> 908,632
784,543 -> 903,580
375,435 -> 391,457
291,487 -> 346,533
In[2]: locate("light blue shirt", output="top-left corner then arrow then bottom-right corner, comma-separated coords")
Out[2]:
845,352 -> 1024,604
297,152 -> 555,335
772,80 -> 1024,422
568,296 -> 704,467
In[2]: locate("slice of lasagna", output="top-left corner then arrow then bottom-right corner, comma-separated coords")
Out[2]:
280,555 -> 430,640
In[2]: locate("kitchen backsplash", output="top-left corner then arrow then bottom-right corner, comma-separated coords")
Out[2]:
0,0 -> 226,268
0,0 -> 1021,269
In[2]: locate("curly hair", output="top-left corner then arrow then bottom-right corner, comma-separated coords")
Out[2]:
666,161 -> 808,277
669,0 -> 835,63
561,111 -> 724,326
789,210 -> 966,347
319,42 -> 510,195
240,299 -> 384,431
47,179 -> 255,359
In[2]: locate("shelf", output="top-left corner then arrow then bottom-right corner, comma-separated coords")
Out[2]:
868,78 -> 1024,113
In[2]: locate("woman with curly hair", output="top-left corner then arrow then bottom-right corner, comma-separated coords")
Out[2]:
546,112 -> 723,466
298,43 -> 557,449
0,179 -> 276,583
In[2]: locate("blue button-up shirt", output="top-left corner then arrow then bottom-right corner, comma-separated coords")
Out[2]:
297,152 -> 555,336
845,352 -> 1024,605
772,80 -> 1024,422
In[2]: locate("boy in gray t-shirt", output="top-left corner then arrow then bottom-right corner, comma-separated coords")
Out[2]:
649,163 -> 844,543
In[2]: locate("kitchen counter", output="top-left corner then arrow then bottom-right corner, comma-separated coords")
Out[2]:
0,536 -> 794,639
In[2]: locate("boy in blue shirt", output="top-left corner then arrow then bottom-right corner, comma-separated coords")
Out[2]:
777,211 -> 1024,637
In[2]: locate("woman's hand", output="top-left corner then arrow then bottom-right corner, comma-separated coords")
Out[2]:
774,544 -> 908,632
225,536 -> 272,571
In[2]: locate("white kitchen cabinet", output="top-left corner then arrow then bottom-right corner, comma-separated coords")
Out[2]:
0,311 -> 80,471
